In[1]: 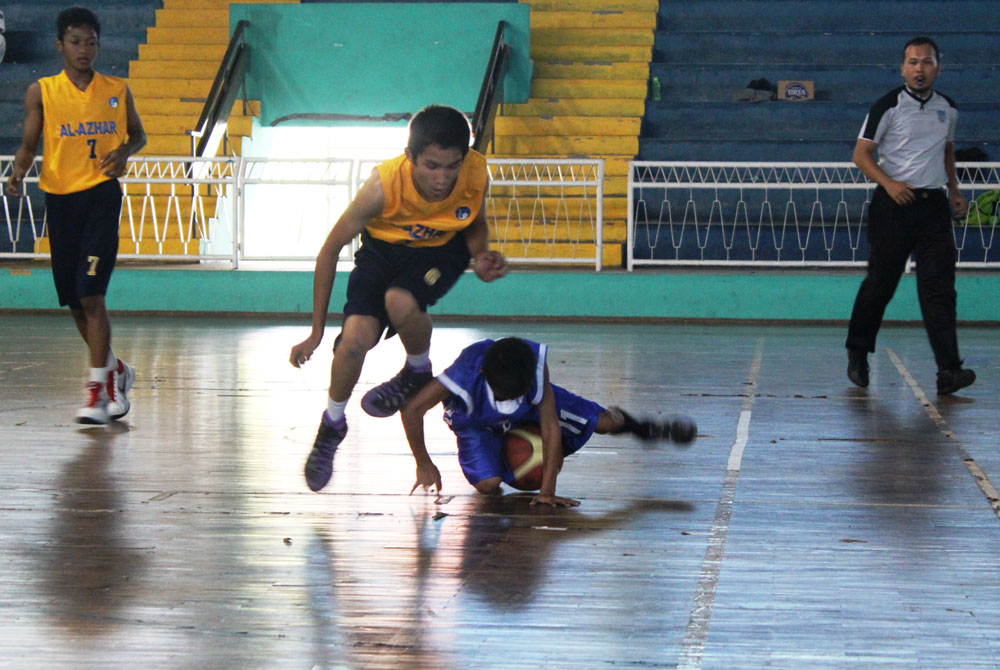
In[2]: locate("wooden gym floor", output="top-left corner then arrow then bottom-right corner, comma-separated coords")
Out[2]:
1,313 -> 998,669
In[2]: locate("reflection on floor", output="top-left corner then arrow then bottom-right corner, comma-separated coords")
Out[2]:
1,314 -> 998,669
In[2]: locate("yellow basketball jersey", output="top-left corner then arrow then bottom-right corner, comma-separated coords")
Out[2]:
38,70 -> 129,195
366,150 -> 488,247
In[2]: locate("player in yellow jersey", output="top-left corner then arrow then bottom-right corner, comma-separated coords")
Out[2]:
289,105 -> 508,492
6,7 -> 146,425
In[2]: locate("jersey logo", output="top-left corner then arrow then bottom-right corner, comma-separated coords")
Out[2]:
109,97 -> 119,108
424,268 -> 441,285
937,110 -> 946,123
455,206 -> 472,220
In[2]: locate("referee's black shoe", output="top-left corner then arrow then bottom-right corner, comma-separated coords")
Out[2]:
937,367 -> 976,395
847,348 -> 869,388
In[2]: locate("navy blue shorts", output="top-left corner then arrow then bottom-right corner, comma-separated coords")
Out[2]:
451,384 -> 605,486
45,179 -> 122,309
343,231 -> 471,338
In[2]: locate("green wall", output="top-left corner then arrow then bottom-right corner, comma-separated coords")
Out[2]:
230,3 -> 532,127
3,267 -> 998,323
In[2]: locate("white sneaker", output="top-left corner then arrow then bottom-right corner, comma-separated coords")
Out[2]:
76,381 -> 110,425
107,360 -> 134,420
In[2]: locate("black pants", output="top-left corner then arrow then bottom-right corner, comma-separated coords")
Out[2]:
845,187 -> 961,370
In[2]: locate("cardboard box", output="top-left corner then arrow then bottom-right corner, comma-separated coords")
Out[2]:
778,80 -> 814,102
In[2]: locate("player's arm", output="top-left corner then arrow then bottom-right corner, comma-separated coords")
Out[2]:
290,170 -> 384,368
944,141 -> 967,217
100,85 -> 147,178
6,82 -> 43,197
531,365 -> 580,508
400,378 -> 451,495
852,137 -> 914,206
465,190 -> 508,282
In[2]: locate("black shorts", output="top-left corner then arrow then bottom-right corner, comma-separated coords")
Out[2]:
45,179 -> 123,309
343,230 -> 471,338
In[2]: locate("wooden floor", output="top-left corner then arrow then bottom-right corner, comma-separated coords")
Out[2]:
1,314 -> 999,669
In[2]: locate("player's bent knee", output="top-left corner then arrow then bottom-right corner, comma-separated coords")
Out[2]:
473,477 -> 503,495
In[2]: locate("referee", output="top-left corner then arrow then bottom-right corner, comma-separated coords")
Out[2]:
845,36 -> 975,395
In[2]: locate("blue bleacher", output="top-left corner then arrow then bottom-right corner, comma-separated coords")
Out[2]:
640,0 -> 1000,163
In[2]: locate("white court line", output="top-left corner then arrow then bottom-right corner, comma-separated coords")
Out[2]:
886,348 -> 1000,519
677,338 -> 764,670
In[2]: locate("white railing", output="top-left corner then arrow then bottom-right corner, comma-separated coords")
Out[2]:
627,161 -> 1000,270
1,155 -> 605,270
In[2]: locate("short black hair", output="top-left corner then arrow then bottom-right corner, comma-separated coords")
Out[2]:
902,36 -> 939,63
407,105 -> 471,159
482,338 -> 536,399
57,7 -> 101,40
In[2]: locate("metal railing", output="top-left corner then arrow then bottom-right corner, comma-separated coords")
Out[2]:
1,155 -> 606,270
628,161 -> 1000,270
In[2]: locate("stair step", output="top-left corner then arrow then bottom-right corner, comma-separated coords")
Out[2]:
530,11 -> 656,30
139,44 -> 227,61
129,78 -> 213,99
654,31 -> 999,65
533,28 -> 654,47
637,138 -> 1000,163
502,98 -> 646,117
641,102 -> 1000,141
534,61 -> 650,80
130,60 -> 223,79
531,79 -> 647,99
146,26 -> 230,45
531,45 -> 652,62
650,63 -> 1000,103
495,116 -> 641,137
525,0 -> 657,11
154,8 -> 230,28
658,0 -> 1000,32
494,136 -> 638,156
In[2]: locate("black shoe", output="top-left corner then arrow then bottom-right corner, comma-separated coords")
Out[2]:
847,349 -> 869,388
634,413 -> 698,446
305,413 -> 347,492
361,365 -> 433,418
937,367 -> 976,395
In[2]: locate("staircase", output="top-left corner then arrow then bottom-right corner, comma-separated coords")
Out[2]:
489,0 -> 657,268
641,0 -> 1000,162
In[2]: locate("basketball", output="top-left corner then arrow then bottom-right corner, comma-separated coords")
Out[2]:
502,423 -> 544,491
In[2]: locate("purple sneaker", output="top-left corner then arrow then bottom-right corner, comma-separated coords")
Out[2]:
305,413 -> 347,492
360,365 -> 433,418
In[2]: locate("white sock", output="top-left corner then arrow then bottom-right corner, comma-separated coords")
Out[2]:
89,367 -> 108,384
406,351 -> 431,371
326,397 -> 348,422
105,349 -> 118,370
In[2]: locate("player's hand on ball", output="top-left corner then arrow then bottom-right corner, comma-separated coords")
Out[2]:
669,415 -> 698,445
410,462 -> 442,496
473,250 -> 508,282
530,492 -> 580,508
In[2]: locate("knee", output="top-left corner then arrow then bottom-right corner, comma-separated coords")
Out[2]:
77,295 -> 107,318
384,288 -> 420,324
473,477 -> 503,495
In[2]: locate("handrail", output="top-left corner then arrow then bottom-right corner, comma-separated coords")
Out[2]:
471,20 -> 509,154
190,19 -> 251,159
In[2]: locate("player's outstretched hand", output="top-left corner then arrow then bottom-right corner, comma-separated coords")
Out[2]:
411,462 -> 442,496
530,493 -> 580,508
473,250 -> 509,282
289,335 -> 321,368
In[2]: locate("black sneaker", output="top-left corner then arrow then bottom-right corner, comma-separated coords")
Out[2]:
937,367 -> 976,395
360,365 -> 433,418
847,349 -> 869,388
635,414 -> 698,446
305,414 -> 347,492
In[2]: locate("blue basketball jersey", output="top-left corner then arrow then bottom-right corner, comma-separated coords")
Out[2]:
438,338 -> 547,433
